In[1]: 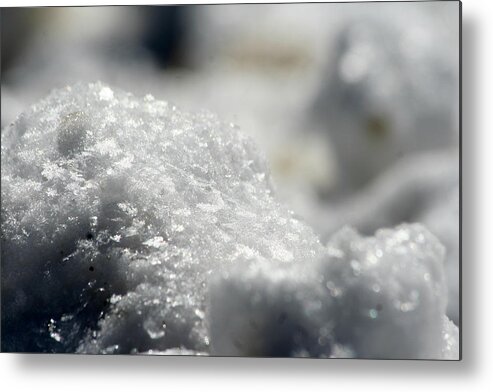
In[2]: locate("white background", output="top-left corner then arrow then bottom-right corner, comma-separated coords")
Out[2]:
0,0 -> 491,390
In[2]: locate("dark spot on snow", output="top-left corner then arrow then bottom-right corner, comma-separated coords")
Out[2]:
56,111 -> 89,157
86,232 -> 94,240
89,266 -> 94,272
366,114 -> 391,141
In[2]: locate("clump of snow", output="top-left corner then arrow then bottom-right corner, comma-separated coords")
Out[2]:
301,150 -> 459,325
1,82 -> 324,353
420,185 -> 460,325
208,224 -> 458,359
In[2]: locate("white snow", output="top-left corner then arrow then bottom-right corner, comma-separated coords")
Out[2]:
1,82 -> 458,359
311,7 -> 459,194
300,150 -> 460,325
1,82 -> 324,354
208,223 -> 458,359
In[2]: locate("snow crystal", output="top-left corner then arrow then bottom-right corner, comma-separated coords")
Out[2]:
208,224 -> 458,359
98,86 -> 114,101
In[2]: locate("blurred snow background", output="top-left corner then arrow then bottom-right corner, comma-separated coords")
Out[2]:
1,2 -> 460,354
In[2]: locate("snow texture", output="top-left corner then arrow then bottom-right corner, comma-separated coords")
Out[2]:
208,224 -> 458,359
1,83 -> 458,359
1,82 -> 324,353
302,150 -> 459,325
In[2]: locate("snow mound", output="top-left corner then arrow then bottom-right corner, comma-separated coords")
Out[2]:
208,224 -> 458,359
303,150 -> 459,325
1,82 -> 324,353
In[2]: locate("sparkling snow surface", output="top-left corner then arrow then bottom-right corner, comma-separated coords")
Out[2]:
209,224 -> 458,359
1,83 -> 458,358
